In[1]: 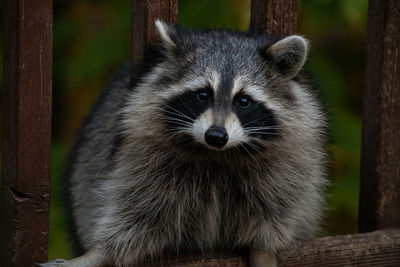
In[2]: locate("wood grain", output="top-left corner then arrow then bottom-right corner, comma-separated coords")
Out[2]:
130,0 -> 178,84
278,229 -> 400,267
0,0 -> 52,266
149,253 -> 247,267
359,0 -> 400,232
250,0 -> 298,35
147,230 -> 400,266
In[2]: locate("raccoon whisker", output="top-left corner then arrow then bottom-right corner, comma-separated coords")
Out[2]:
163,124 -> 191,132
244,126 -> 282,131
245,131 -> 280,136
241,115 -> 276,127
230,125 -> 244,138
177,101 -> 201,120
244,129 -> 281,133
161,105 -> 195,122
161,113 -> 192,123
163,130 -> 184,136
245,128 -> 280,132
170,137 -> 200,153
245,130 -> 281,135
163,135 -> 180,145
163,128 -> 190,137
244,125 -> 282,128
161,131 -> 188,144
245,143 -> 265,159
162,110 -> 193,123
239,143 -> 258,162
163,126 -> 187,131
246,140 -> 262,150
244,127 -> 282,132
161,117 -> 192,127
167,104 -> 196,122
247,142 -> 265,157
161,110 -> 194,123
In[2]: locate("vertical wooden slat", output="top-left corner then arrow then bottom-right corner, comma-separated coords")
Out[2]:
250,0 -> 298,35
0,0 -> 52,266
359,0 -> 400,232
130,0 -> 178,84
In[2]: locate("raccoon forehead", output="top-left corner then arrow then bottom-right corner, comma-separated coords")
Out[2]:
231,74 -> 263,97
153,68 -> 282,113
156,68 -> 220,97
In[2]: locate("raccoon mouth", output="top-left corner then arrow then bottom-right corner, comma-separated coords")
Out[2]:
167,132 -> 227,154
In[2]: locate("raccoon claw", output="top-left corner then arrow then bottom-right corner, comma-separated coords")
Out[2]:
32,259 -> 67,267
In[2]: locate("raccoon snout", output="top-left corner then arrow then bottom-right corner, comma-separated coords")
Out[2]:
204,126 -> 229,148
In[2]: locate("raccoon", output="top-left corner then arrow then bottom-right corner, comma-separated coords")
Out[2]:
40,21 -> 327,267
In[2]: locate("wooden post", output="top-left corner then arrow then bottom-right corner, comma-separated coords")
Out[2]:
359,0 -> 400,232
250,0 -> 298,35
0,0 -> 52,266
130,0 -> 178,84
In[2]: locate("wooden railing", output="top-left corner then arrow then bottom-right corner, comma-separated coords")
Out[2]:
1,0 -> 399,266
0,0 -> 52,266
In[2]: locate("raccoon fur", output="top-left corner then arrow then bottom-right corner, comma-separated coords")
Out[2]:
42,21 -> 327,266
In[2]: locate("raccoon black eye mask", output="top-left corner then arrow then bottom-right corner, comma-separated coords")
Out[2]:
163,86 -> 279,152
38,20 -> 327,267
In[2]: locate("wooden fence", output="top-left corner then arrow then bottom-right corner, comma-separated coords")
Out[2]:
0,0 -> 399,266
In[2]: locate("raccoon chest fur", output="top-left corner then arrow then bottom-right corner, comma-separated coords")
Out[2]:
104,146 -> 306,254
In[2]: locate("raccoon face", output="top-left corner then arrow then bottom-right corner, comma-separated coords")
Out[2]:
163,82 -> 279,150
154,21 -> 308,152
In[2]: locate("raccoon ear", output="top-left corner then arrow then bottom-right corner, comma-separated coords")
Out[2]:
155,20 -> 176,48
262,35 -> 309,79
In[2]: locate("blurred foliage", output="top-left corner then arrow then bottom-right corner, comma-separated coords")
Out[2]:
0,0 -> 367,261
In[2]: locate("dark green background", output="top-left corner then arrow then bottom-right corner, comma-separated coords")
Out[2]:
0,0 -> 367,260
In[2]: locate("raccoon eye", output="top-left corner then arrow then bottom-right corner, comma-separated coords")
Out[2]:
196,90 -> 209,102
238,95 -> 252,108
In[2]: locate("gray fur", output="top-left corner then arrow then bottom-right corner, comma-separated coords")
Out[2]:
60,21 -> 327,266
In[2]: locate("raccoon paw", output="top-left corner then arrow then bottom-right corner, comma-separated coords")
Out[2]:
32,249 -> 108,267
32,259 -> 67,267
249,249 -> 277,267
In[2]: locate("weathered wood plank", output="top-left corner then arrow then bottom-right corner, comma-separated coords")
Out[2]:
278,230 -> 400,267
250,0 -> 298,35
149,253 -> 247,267
0,0 -> 52,266
149,230 -> 400,266
359,0 -> 400,232
130,0 -> 178,84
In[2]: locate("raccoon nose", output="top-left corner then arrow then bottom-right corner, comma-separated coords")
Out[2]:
204,126 -> 229,148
